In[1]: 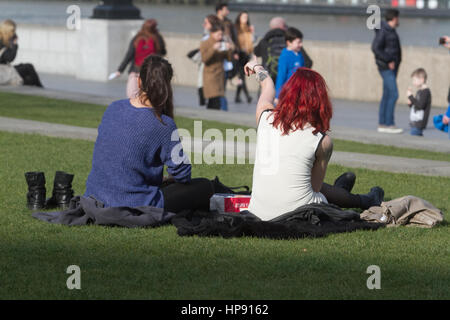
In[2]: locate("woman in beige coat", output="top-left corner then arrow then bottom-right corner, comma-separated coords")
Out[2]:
200,23 -> 233,110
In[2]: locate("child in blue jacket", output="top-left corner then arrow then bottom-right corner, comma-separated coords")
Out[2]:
275,27 -> 305,99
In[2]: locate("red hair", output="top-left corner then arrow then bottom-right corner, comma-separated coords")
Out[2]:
272,68 -> 332,135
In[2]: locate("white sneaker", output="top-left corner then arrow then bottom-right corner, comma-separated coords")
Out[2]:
384,126 -> 404,134
377,126 -> 388,133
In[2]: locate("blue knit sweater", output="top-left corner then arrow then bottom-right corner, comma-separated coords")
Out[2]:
84,99 -> 191,208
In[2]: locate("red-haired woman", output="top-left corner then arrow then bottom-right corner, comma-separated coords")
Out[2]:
244,57 -> 384,220
114,19 -> 167,99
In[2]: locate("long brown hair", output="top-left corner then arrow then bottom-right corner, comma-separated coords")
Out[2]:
133,19 -> 160,53
0,19 -> 16,47
138,55 -> 174,120
235,11 -> 250,34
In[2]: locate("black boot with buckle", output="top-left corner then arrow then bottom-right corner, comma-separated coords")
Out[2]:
46,171 -> 74,210
25,171 -> 46,210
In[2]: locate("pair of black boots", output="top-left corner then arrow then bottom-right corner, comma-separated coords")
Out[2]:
25,171 -> 74,211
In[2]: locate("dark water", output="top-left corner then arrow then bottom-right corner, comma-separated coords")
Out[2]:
1,0 -> 449,47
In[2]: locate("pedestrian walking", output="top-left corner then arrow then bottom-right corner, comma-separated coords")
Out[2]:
234,11 -> 254,104
114,19 -> 166,99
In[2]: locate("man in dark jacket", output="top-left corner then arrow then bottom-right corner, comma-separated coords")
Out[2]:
371,9 -> 403,134
254,17 -> 313,84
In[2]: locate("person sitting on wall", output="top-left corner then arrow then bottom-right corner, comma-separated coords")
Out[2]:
0,19 -> 43,87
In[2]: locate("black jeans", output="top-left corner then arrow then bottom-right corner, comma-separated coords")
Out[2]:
161,178 -> 214,213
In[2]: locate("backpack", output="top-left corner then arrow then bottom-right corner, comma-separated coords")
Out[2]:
134,38 -> 156,67
265,35 -> 285,80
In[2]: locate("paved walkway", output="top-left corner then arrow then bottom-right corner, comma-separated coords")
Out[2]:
1,72 -> 449,154
1,116 -> 449,177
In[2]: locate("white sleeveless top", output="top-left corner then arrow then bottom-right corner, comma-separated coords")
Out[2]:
248,110 -> 328,221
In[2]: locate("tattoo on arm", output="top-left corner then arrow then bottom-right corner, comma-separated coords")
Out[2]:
256,70 -> 269,82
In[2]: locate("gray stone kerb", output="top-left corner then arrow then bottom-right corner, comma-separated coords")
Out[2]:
1,116 -> 449,177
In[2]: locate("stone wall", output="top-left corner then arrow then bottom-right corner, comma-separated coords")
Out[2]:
14,24 -> 450,107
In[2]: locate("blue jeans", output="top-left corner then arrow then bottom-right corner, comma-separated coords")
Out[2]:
220,96 -> 228,111
410,126 -> 423,136
378,69 -> 399,126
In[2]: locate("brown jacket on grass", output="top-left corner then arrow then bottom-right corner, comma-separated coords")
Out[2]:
200,37 -> 232,99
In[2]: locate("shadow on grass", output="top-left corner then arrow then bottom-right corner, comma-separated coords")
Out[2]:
1,223 -> 449,300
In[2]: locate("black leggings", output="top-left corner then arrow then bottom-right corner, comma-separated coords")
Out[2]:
160,178 -> 363,213
320,182 -> 362,209
235,65 -> 250,100
161,178 -> 214,213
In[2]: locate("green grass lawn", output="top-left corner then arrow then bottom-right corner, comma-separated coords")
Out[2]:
0,130 -> 449,299
0,91 -> 449,162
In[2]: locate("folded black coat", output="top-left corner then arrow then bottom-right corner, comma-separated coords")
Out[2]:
172,203 -> 384,240
32,196 -> 175,228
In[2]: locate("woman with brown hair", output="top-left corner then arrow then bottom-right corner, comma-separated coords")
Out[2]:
85,55 -> 216,213
234,11 -> 254,103
114,19 -> 167,99
0,19 -> 43,87
200,23 -> 234,110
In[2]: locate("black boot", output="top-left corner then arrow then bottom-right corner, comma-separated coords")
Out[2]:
334,172 -> 356,192
235,86 -> 242,103
46,171 -> 74,210
25,172 -> 46,210
198,87 -> 206,106
359,187 -> 384,210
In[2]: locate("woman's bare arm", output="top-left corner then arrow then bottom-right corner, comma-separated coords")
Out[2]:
311,135 -> 333,193
244,56 -> 275,124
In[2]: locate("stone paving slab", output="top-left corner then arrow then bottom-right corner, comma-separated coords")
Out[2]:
1,116 -> 449,177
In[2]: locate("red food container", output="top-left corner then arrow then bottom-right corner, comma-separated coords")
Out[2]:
209,193 -> 251,213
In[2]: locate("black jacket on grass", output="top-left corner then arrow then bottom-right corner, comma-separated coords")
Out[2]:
32,197 -> 383,239
172,204 -> 384,240
371,21 -> 402,71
